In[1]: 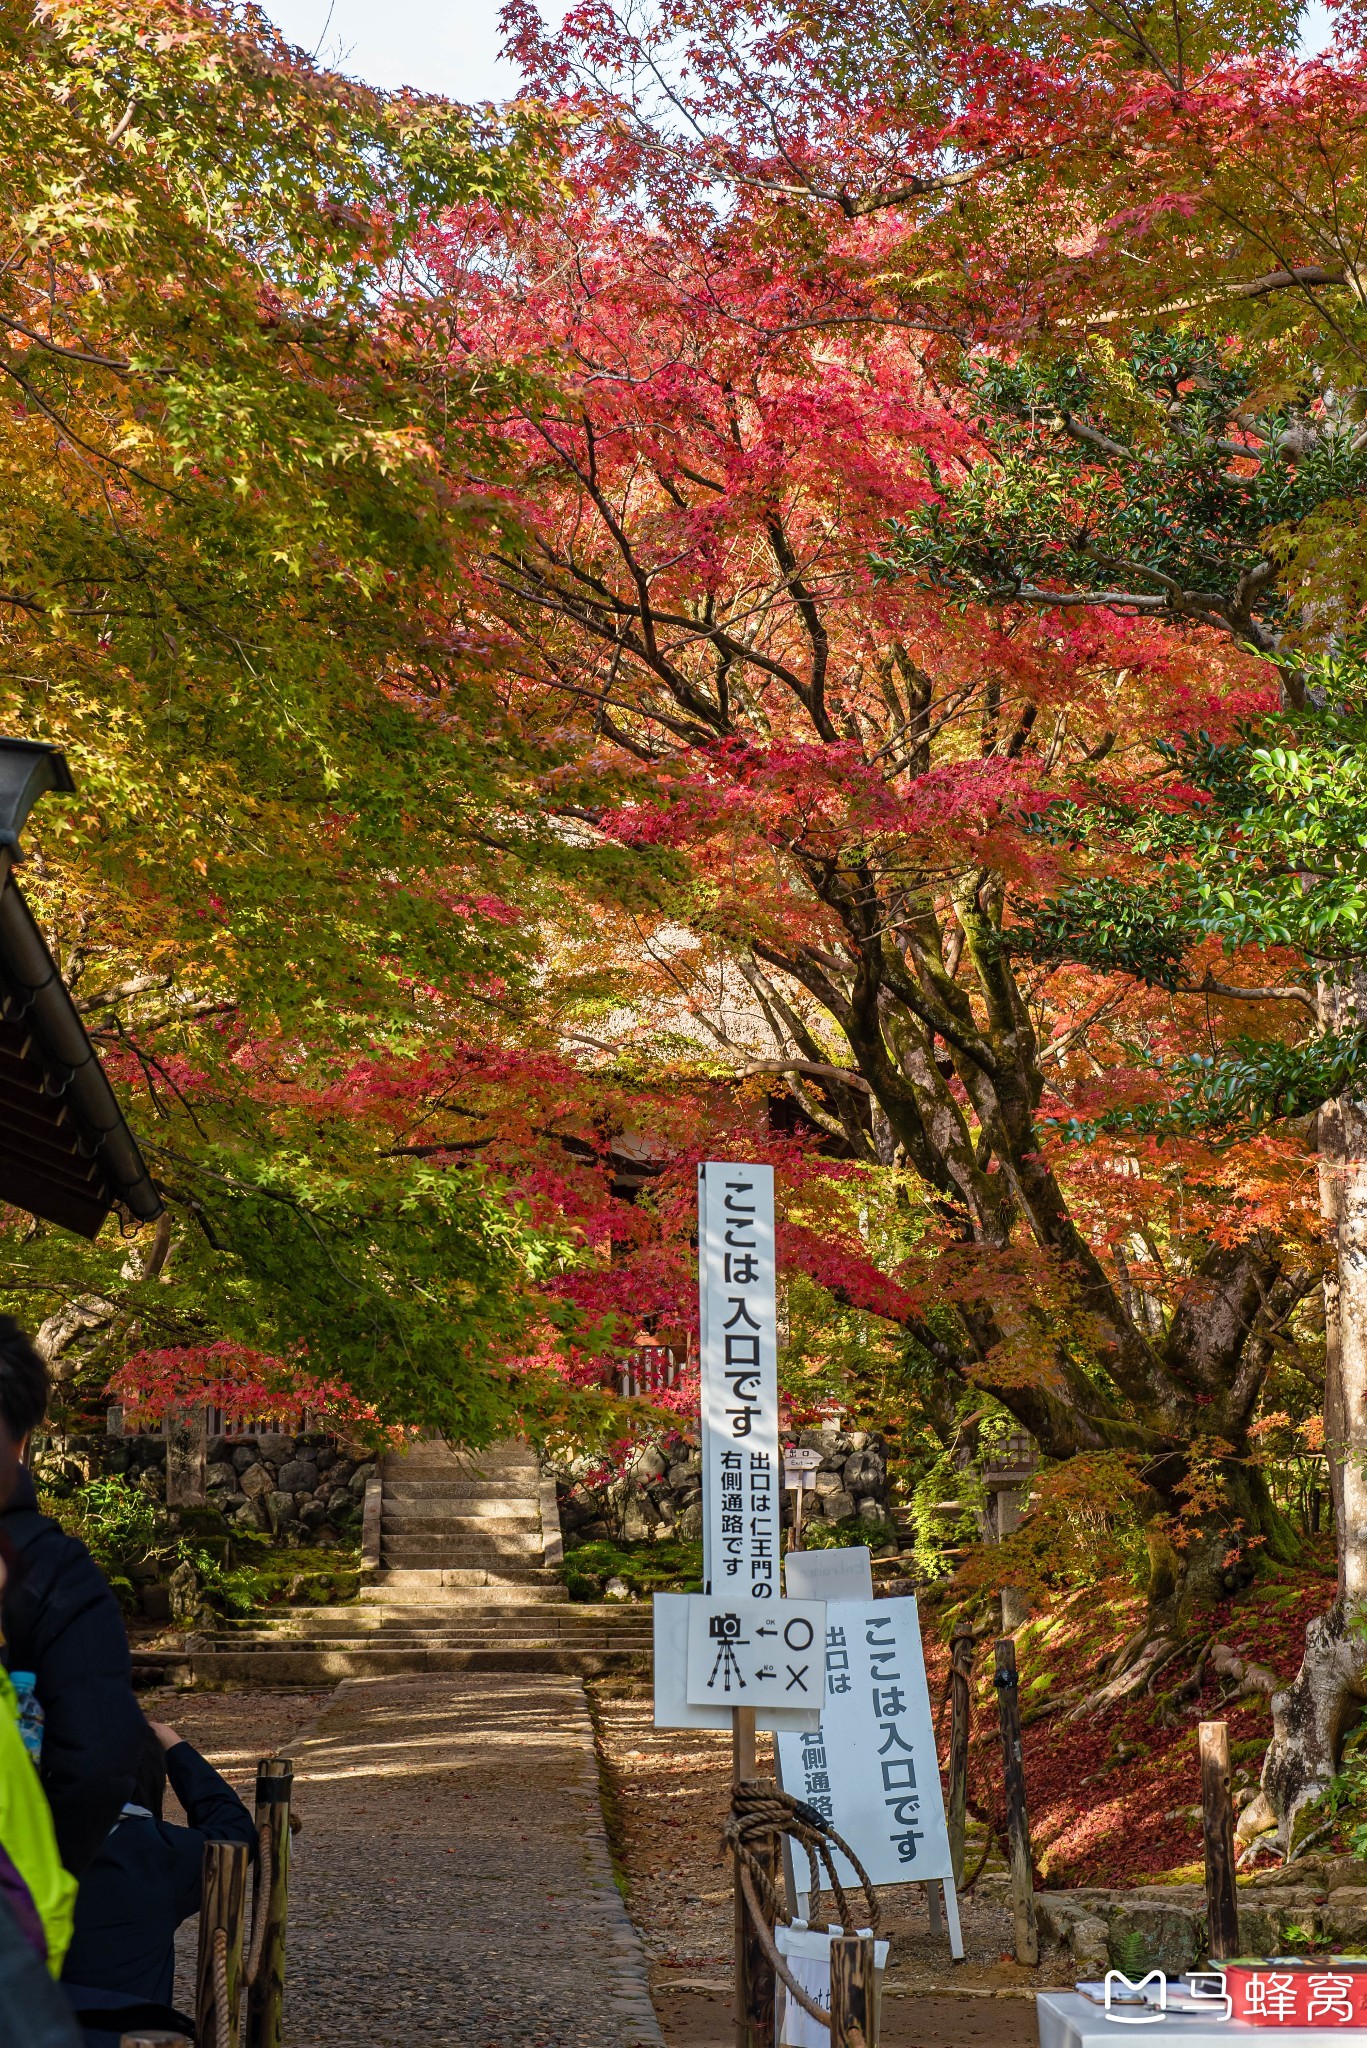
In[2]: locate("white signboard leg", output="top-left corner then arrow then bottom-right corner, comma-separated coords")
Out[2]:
942,1875 -> 964,1960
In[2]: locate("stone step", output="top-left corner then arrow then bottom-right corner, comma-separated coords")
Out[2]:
380,1534 -> 546,1563
226,1634 -> 652,1655
380,1509 -> 542,1534
131,1644 -> 649,1686
218,1605 -> 648,1638
387,1464 -> 541,1484
203,1625 -> 652,1651
358,1588 -> 568,1606
361,1567 -> 567,1598
383,1490 -> 541,1507
386,1448 -> 539,1474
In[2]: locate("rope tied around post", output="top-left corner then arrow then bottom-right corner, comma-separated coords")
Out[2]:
211,1926 -> 231,2048
243,1817 -> 274,1990
723,1779 -> 881,2038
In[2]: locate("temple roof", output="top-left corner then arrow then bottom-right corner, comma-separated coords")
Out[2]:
0,740 -> 162,1238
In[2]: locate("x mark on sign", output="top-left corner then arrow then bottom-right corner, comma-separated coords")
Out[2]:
786,1664 -> 810,1691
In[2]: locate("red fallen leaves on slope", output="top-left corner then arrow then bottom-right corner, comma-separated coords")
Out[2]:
927,1552 -> 1338,1888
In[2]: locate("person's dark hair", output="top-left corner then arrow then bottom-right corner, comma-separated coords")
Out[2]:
130,1726 -> 166,1820
0,1319 -> 46,1446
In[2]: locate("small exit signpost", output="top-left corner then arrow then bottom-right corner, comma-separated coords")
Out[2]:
782,1445 -> 823,1551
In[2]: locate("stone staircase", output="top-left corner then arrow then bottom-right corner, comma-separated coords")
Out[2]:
367,1435 -> 567,1602
134,1438 -> 652,1687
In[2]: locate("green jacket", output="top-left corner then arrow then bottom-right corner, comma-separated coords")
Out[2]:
0,1671 -> 75,1975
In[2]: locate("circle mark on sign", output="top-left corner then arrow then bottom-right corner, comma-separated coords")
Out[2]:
783,1617 -> 816,1651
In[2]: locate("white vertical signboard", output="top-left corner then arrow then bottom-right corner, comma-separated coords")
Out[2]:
775,1595 -> 962,1952
697,1161 -> 781,1600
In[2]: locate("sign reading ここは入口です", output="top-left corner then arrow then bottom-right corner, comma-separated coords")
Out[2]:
698,1162 -> 780,1598
775,1597 -> 954,1889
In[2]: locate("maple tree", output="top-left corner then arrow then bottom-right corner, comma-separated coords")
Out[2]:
2,0 -> 1366,1853
442,0 -> 1367,1832
0,0 -> 590,1442
425,166 -> 1325,1614
475,0 -> 1367,1843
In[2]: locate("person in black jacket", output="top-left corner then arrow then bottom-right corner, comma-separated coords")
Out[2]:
61,1717 -> 257,2017
0,1316 -> 144,1877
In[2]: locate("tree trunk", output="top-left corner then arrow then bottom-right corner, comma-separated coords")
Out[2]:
1144,1456 -> 1298,1637
1262,972 -> 1367,1836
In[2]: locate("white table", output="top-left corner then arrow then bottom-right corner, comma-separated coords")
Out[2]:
1037,1991 -> 1367,2048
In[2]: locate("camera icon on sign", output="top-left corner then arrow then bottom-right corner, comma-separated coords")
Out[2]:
710,1612 -> 745,1642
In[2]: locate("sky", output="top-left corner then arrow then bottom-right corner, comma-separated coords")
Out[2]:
263,0 -> 1335,100
261,0 -> 567,100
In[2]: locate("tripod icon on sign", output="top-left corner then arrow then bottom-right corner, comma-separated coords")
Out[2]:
707,1611 -> 749,1692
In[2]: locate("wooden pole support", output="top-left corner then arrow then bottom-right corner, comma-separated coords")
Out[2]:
1199,1720 -> 1240,1961
197,1839 -> 249,2048
731,1707 -> 774,2048
948,1624 -> 974,1887
994,1637 -> 1038,1967
830,1933 -> 877,2048
742,1775 -> 779,2048
245,1755 -> 293,2048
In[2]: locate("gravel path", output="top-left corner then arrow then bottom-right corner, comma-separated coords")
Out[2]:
143,1675 -> 1052,2046
266,1673 -> 663,2048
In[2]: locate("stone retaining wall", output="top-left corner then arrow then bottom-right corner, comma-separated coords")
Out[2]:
37,1428 -> 372,1548
556,1427 -> 897,1550
1025,1856 -> 1367,1975
200,1432 -> 374,1542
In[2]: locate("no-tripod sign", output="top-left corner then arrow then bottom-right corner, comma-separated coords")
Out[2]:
684,1594 -> 828,1709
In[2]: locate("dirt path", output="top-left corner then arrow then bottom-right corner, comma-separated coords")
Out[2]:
589,1676 -> 1066,2046
657,1989 -> 1040,2048
281,1673 -> 659,2048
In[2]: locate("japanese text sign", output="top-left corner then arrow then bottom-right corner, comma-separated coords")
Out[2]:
775,1596 -> 953,1887
684,1595 -> 827,1709
698,1161 -> 780,1598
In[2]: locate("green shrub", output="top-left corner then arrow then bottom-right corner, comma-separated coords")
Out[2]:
801,1516 -> 870,1551
38,1474 -> 358,1616
558,1536 -> 702,1601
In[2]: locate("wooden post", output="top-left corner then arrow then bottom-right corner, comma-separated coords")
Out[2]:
197,1839 -> 249,2048
994,1637 -> 1038,1966
245,1755 -> 293,2048
792,1480 -> 806,1552
948,1624 -> 974,1887
731,1708 -> 776,2048
830,1933 -> 877,2048
1199,1720 -> 1240,1961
